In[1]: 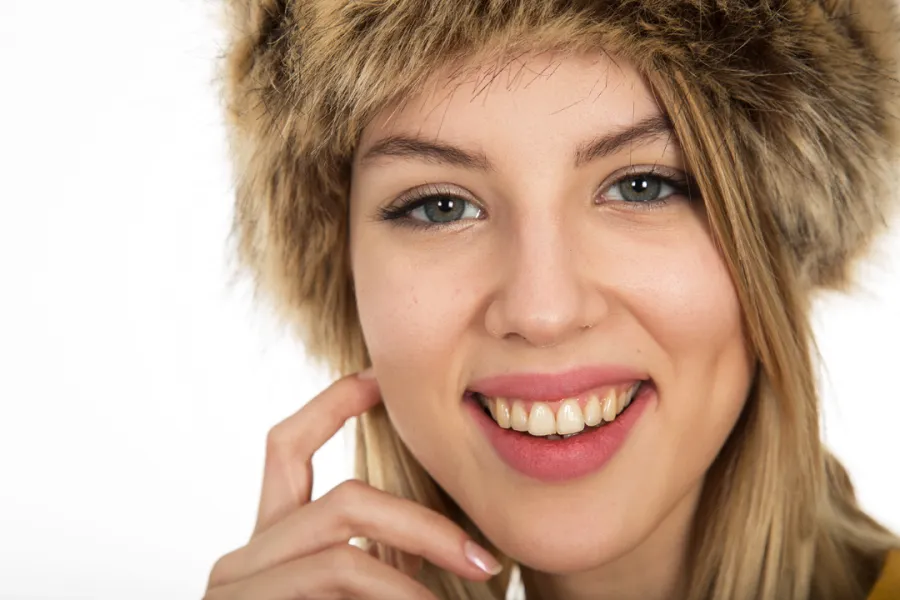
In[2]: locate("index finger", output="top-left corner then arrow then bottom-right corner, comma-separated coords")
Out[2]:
253,370 -> 380,535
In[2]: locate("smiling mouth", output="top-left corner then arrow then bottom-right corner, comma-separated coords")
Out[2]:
469,381 -> 645,440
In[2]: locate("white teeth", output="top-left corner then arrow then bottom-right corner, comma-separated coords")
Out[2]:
479,381 -> 645,438
510,401 -> 529,432
556,399 -> 585,435
583,394 -> 602,426
618,384 -> 637,412
527,403 -> 556,436
601,389 -> 618,422
495,398 -> 511,429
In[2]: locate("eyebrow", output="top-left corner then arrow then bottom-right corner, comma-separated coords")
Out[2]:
357,114 -> 675,171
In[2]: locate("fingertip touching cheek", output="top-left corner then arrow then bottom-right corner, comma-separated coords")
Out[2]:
348,51 -> 754,578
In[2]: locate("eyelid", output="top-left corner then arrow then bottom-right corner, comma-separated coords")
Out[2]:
595,164 -> 692,202
598,164 -> 686,190
385,182 -> 484,213
396,182 -> 480,207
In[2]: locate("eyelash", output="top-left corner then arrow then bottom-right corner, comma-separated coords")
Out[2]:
377,168 -> 696,230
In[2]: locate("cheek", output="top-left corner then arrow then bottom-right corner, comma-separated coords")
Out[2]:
351,241 -> 483,474
628,234 -> 743,354
353,250 -> 471,369
613,219 -> 753,473
350,232 -> 483,449
593,213 -> 752,453
584,204 -> 744,363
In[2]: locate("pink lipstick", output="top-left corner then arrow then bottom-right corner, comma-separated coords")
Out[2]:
465,366 -> 655,482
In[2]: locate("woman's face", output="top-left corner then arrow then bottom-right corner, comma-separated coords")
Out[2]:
349,52 -> 754,574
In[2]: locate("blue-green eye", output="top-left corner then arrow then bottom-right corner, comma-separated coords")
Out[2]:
379,186 -> 484,228
406,195 -> 483,224
603,173 -> 679,204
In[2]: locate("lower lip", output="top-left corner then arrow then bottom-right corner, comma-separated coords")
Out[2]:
466,383 -> 655,482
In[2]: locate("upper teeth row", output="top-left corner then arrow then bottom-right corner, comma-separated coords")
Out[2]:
481,382 -> 641,437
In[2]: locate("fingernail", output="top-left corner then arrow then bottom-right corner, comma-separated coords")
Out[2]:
464,540 -> 502,576
357,367 -> 375,380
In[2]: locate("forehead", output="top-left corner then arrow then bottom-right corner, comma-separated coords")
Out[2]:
357,51 -> 662,156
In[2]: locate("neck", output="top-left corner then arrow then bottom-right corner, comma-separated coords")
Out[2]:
520,484 -> 701,600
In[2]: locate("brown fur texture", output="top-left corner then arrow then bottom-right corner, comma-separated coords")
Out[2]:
222,0 -> 900,372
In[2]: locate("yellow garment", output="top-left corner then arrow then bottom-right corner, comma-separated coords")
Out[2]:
869,549 -> 900,600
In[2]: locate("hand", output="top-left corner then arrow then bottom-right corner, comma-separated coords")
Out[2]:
204,370 -> 502,599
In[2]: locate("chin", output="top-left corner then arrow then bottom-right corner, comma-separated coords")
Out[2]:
478,502 -> 646,574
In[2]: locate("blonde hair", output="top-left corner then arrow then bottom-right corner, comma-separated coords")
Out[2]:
221,1 -> 900,598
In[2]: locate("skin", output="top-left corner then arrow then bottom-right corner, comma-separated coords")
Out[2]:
204,51 -> 755,600
348,52 -> 755,599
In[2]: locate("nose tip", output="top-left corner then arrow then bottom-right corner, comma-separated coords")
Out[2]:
483,259 -> 607,348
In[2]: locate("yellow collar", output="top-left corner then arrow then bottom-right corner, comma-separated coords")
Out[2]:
868,549 -> 900,600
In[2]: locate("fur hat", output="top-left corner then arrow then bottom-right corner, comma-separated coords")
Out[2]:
223,0 -> 900,365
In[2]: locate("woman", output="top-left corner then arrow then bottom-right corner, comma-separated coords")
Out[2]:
206,0 -> 900,598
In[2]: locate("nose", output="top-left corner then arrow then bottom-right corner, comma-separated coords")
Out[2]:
483,215 -> 609,348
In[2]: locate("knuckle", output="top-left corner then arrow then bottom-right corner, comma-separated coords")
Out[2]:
328,479 -> 368,514
319,481 -> 371,540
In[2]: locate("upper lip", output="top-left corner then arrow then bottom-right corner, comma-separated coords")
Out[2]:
468,365 -> 648,402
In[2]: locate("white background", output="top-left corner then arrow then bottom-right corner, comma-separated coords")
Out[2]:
0,2 -> 897,599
